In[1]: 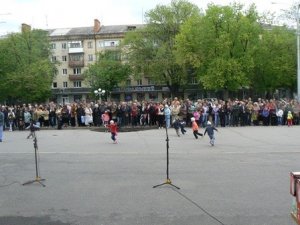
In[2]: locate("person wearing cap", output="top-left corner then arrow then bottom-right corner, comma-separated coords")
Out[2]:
204,121 -> 218,146
106,120 -> 118,144
191,117 -> 203,139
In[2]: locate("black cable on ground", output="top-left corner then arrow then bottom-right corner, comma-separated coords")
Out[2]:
172,188 -> 227,225
0,181 -> 22,188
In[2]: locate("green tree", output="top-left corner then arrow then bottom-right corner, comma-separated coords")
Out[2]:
84,50 -> 132,97
253,26 -> 296,97
175,3 -> 262,97
123,0 -> 201,97
0,29 -> 56,103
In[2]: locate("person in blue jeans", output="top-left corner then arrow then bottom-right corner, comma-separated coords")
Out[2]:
0,110 -> 4,142
164,104 -> 171,128
204,121 -> 218,146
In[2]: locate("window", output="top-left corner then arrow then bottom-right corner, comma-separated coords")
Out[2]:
63,82 -> 68,88
62,56 -> 67,61
70,54 -> 81,61
62,69 -> 67,75
148,78 -> 155,85
50,43 -> 56,49
99,40 -> 120,48
137,79 -> 142,86
88,54 -> 93,61
73,81 -> 81,88
73,68 -> 81,75
191,77 -> 198,84
69,41 -> 81,48
62,43 -> 67,49
88,41 -> 93,48
53,82 -> 57,88
51,56 -> 56,62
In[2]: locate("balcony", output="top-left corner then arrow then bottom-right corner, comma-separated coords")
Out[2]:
69,60 -> 84,67
69,47 -> 83,53
69,74 -> 84,81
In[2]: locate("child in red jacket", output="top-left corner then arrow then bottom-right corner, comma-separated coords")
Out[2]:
106,120 -> 118,143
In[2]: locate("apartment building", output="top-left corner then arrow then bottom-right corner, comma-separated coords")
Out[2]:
48,19 -> 176,104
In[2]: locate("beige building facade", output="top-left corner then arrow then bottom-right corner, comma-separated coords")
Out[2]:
48,19 -> 174,104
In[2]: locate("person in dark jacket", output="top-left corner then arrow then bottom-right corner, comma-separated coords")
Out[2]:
0,109 -> 4,142
204,121 -> 218,146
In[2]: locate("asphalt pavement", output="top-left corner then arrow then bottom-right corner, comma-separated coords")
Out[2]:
0,125 -> 299,225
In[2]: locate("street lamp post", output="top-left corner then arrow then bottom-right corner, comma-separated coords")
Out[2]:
94,88 -> 106,103
297,4 -> 300,101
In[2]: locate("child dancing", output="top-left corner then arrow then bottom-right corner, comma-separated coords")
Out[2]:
204,121 -> 218,146
191,117 -> 203,139
106,120 -> 118,144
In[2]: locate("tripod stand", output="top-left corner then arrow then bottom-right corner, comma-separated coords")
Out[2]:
153,125 -> 180,189
23,132 -> 46,187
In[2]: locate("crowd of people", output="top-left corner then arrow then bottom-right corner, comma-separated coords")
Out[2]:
0,97 -> 299,133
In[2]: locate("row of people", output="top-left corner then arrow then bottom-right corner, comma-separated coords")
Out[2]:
0,97 -> 299,131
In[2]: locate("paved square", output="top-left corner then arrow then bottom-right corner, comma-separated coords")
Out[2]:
0,126 -> 299,225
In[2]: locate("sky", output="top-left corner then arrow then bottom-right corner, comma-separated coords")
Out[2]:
0,0 -> 295,35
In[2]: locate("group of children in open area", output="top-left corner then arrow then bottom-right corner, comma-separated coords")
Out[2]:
105,117 -> 218,146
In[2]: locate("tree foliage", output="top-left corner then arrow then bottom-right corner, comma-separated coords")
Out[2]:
84,50 -> 132,94
0,29 -> 56,103
252,26 -> 296,95
123,0 -> 201,97
175,3 -> 263,94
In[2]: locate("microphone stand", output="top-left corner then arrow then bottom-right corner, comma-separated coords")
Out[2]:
23,132 -> 46,187
153,125 -> 180,189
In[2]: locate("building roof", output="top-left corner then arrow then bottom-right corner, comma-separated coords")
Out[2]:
48,24 -> 144,37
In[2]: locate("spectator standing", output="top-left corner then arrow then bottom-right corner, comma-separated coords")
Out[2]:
49,106 -> 57,127
76,104 -> 85,127
16,105 -> 24,130
24,108 -> 32,128
56,105 -> 63,130
101,110 -> 110,127
1,106 -> 8,130
84,104 -> 93,127
287,111 -> 293,127
70,103 -> 77,127
276,108 -> 284,126
8,108 -> 15,131
0,109 -> 4,142
262,105 -> 270,126
171,101 -> 181,122
61,105 -> 70,127
157,103 -> 164,129
164,104 -> 171,128
212,103 -> 220,127
43,107 -> 50,128
219,103 -> 227,127
131,102 -> 139,127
